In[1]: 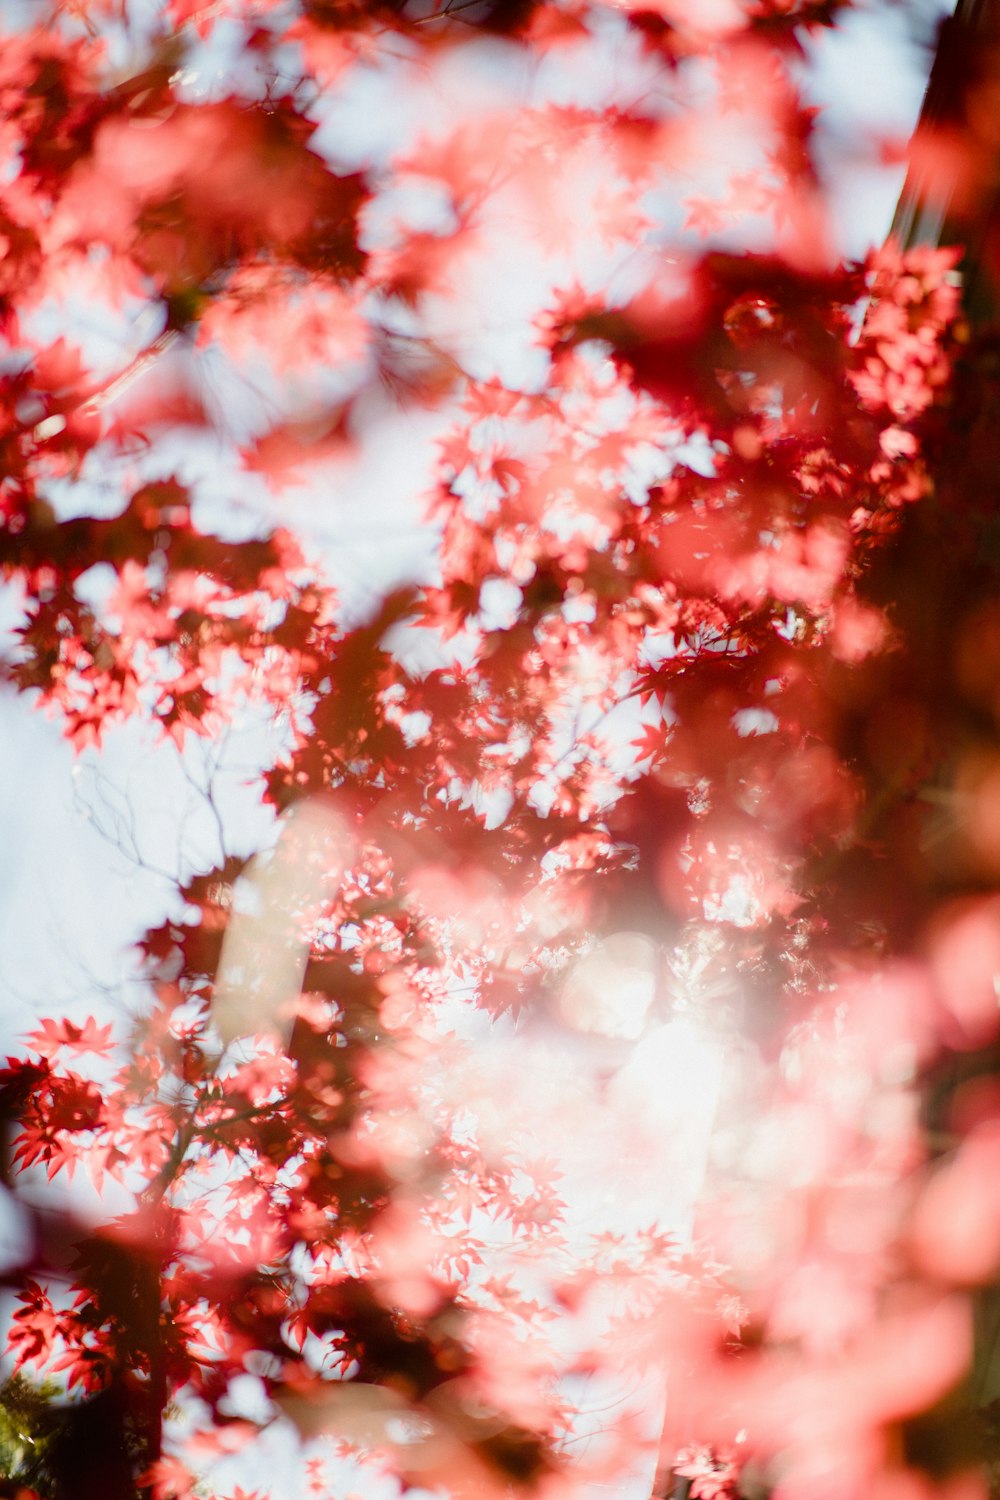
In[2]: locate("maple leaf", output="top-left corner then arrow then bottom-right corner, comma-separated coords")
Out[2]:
49,1338 -> 112,1395
674,1445 -> 740,1500
683,196 -> 730,237
630,718 -> 668,764
7,1281 -> 60,1370
24,1015 -> 113,1059
139,1457 -> 198,1500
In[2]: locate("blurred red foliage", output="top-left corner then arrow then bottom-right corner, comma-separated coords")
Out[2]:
0,2 -> 998,1499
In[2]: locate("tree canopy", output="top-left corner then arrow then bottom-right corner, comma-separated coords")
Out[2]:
0,2 -> 997,1499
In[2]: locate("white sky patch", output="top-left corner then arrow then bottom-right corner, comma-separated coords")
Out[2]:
732,706 -> 779,737
806,2 -> 953,257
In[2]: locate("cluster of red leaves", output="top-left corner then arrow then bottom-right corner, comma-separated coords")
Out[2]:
0,3 -> 997,1500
